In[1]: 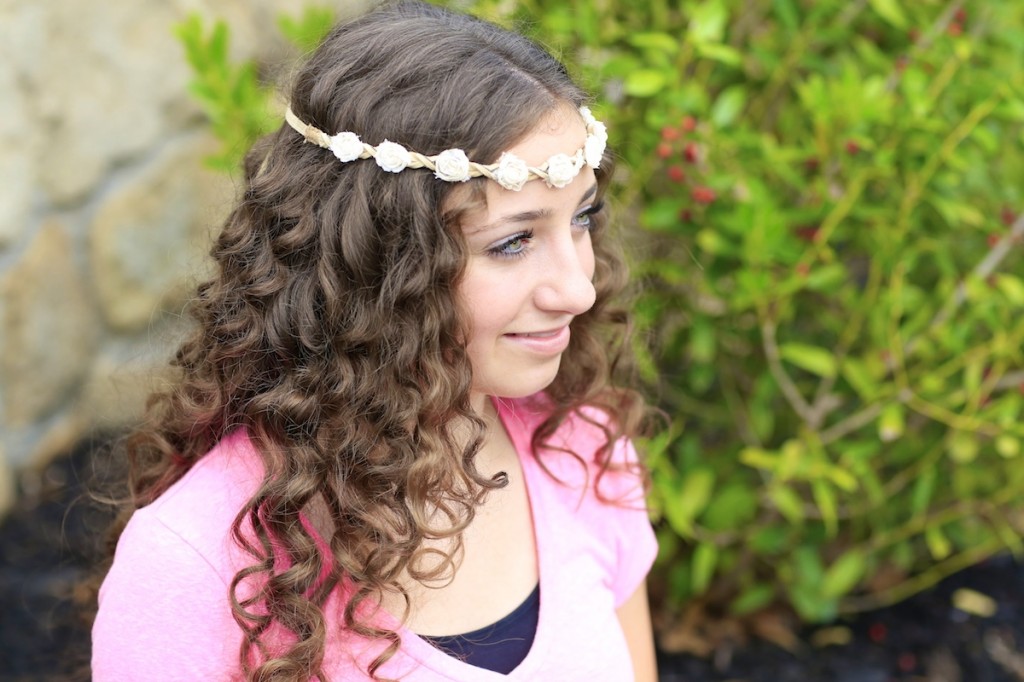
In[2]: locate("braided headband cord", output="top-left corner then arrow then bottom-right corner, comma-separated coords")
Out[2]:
283,105 -> 608,191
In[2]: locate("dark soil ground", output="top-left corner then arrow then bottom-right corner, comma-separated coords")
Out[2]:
3,437 -> 1023,682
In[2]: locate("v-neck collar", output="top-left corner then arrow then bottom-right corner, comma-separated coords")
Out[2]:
364,396 -> 551,680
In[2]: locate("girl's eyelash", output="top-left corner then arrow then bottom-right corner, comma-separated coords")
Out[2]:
488,230 -> 534,259
486,200 -> 604,259
573,200 -> 605,229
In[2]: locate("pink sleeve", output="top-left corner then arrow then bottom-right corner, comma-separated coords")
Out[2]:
92,510 -> 242,681
606,438 -> 659,607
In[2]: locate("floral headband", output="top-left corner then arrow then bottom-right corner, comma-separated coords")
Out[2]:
283,105 -> 607,191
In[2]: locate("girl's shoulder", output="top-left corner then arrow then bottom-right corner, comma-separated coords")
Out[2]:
497,394 -> 644,501
124,429 -> 265,572
145,429 -> 263,525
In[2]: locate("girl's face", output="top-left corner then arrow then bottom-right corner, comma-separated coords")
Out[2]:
458,107 -> 599,411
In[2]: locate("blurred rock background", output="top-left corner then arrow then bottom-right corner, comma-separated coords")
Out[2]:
0,0 -> 372,518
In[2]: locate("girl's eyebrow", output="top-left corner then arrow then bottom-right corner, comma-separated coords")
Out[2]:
467,183 -> 598,236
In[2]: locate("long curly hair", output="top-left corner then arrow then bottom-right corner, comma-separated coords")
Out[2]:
112,2 -> 647,680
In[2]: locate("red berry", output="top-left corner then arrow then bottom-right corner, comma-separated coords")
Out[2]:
804,157 -> 820,172
954,8 -> 967,23
795,263 -> 810,278
947,22 -> 963,36
897,652 -> 917,672
661,126 -> 681,142
680,115 -> 697,132
868,622 -> 887,643
667,165 -> 686,183
988,234 -> 1001,248
657,142 -> 673,159
1001,206 -> 1016,227
845,140 -> 861,155
691,185 -> 716,204
679,208 -> 693,223
683,142 -> 700,164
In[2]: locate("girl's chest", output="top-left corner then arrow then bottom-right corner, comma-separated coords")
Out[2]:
401,470 -> 539,636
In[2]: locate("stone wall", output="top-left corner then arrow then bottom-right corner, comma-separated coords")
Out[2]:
0,0 -> 366,515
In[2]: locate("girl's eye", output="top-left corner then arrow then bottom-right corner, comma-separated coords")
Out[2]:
488,231 -> 533,258
572,200 -> 605,230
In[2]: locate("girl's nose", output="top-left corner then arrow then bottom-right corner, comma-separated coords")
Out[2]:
534,235 -> 596,315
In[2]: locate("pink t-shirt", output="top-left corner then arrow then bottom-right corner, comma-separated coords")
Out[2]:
92,396 -> 657,681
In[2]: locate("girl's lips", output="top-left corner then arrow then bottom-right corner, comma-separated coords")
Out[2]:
503,326 -> 571,354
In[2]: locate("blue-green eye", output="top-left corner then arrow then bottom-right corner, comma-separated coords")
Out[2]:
488,231 -> 533,258
572,200 -> 605,230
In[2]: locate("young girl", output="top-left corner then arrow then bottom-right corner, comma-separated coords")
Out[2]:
91,2 -> 657,680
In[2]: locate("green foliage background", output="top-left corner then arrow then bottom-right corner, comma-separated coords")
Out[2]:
179,0 -> 1024,633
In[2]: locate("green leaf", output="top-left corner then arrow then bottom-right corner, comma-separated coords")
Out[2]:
804,263 -> 847,292
697,228 -> 733,256
769,485 -> 805,524
640,197 -> 684,231
911,464 -> 937,517
278,7 -> 336,53
868,0 -> 908,29
702,483 -> 759,531
210,20 -> 229,64
731,584 -> 776,615
821,550 -> 867,599
628,32 -> 679,54
750,525 -> 789,556
793,546 -> 825,586
791,583 -> 836,622
772,0 -> 799,31
995,274 -> 1024,305
663,468 -> 716,536
687,0 -> 728,44
689,320 -> 716,363
740,447 -> 778,471
925,525 -> 953,560
780,343 -> 838,378
812,481 -> 839,537
878,403 -> 905,442
711,85 -> 747,128
827,466 -> 859,493
668,561 -> 693,603
694,42 -> 742,66
996,435 -> 1021,458
624,69 -> 668,97
841,357 -> 878,401
948,430 -> 979,463
691,542 -> 719,593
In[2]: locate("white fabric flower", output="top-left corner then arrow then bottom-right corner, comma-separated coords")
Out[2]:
584,135 -> 605,169
580,106 -> 597,127
493,153 -> 530,191
434,149 -> 471,182
544,153 -> 579,188
589,120 -> 608,144
374,140 -> 412,173
328,132 -> 364,162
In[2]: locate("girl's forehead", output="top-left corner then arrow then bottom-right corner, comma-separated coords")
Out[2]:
510,108 -> 589,167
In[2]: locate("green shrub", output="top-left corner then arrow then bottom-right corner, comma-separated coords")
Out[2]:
459,0 -> 1024,627
175,7 -> 336,172
179,0 -> 1024,638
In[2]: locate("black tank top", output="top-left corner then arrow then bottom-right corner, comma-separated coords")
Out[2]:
421,584 -> 540,674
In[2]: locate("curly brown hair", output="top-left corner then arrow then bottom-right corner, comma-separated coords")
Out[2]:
111,2 -> 646,680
